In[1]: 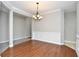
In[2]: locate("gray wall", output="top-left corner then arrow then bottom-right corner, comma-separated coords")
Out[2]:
25,17 -> 32,37
0,11 -> 9,42
77,2 -> 79,33
13,13 -> 31,40
0,7 -> 9,42
0,3 -> 32,53
13,14 -> 26,40
32,10 -> 62,32
64,11 -> 76,43
32,9 -> 64,44
0,11 -> 1,43
77,2 -> 79,52
0,3 -> 9,53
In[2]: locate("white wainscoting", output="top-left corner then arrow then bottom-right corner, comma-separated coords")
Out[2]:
76,34 -> 79,56
32,32 -> 64,45
76,36 -> 79,51
76,34 -> 79,51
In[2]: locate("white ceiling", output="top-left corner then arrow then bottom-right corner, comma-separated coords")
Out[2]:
8,1 -> 77,14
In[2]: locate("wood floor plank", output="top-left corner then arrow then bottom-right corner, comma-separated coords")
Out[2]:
1,40 -> 77,57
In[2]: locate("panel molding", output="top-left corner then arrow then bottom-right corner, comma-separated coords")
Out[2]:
0,36 -> 30,44
0,40 -> 9,44
14,36 -> 30,41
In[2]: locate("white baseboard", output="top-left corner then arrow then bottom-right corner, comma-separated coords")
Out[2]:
32,32 -> 64,45
9,44 -> 13,48
76,49 -> 79,57
64,40 -> 76,50
33,39 -> 64,45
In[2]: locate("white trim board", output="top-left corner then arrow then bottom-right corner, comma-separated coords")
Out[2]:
32,39 -> 64,45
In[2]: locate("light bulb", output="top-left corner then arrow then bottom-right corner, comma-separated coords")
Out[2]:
34,17 -> 37,19
37,14 -> 40,17
33,15 -> 35,18
33,15 -> 36,19
39,16 -> 42,19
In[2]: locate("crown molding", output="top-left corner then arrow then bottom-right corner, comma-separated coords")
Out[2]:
41,9 -> 63,15
2,1 -> 64,17
12,7 -> 32,17
1,1 -> 12,10
1,1 -> 32,17
2,1 -> 63,16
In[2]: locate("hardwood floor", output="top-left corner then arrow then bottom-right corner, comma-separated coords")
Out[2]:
1,40 -> 77,57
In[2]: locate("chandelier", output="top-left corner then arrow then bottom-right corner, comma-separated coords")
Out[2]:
32,2 -> 42,21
